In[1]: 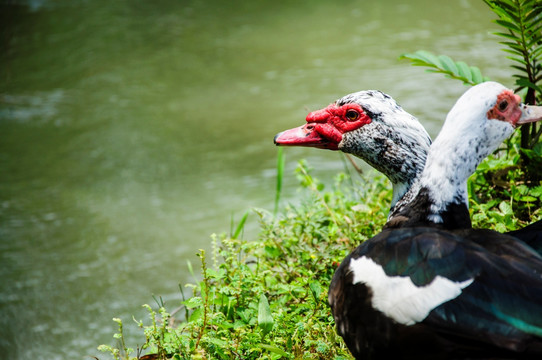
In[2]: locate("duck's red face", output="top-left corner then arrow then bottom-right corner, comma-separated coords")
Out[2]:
487,90 -> 542,127
486,90 -> 523,126
274,103 -> 372,150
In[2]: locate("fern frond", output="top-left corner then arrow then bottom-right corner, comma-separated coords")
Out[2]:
399,51 -> 489,85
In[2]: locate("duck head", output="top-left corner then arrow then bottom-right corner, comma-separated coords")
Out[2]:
274,90 -> 432,207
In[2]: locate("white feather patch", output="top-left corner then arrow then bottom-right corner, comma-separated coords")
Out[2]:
349,256 -> 473,325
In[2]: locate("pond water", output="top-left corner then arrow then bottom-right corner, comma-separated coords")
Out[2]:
1,0 -> 514,358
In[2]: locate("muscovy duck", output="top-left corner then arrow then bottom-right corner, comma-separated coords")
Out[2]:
302,82 -> 542,359
274,87 -> 542,251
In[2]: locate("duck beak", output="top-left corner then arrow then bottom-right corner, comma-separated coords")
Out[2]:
274,124 -> 338,150
517,104 -> 542,125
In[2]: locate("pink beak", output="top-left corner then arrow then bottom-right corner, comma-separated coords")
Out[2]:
274,124 -> 339,150
517,104 -> 542,125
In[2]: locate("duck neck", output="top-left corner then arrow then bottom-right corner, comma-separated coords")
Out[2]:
386,125 -> 490,229
341,121 -> 430,211
390,181 -> 411,210
385,143 -> 473,229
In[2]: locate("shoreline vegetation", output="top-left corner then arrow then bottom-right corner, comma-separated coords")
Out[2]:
98,147 -> 542,360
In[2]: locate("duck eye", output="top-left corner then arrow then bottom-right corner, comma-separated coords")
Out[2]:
345,109 -> 359,121
498,100 -> 508,112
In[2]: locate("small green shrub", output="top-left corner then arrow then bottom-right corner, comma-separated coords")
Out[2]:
98,162 -> 391,360
469,132 -> 542,231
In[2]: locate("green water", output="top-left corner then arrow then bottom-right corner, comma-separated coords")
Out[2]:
1,0 -> 513,358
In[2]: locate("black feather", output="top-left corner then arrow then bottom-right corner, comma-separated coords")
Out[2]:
329,227 -> 542,359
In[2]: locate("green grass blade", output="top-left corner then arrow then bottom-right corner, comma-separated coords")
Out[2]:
232,211 -> 249,239
274,147 -> 285,217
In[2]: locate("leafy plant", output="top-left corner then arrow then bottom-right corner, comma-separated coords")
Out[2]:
401,0 -> 542,155
468,132 -> 542,230
485,0 -> 542,149
98,161 -> 394,360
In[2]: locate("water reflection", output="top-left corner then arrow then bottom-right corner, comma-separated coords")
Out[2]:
1,0 -> 511,358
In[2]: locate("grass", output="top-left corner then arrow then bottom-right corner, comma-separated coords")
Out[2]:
98,147 -> 542,360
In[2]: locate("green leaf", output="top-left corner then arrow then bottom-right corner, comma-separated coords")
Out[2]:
206,268 -> 224,280
510,64 -> 530,74
258,293 -> 274,336
400,50 -> 441,68
496,19 -> 521,32
506,54 -> 528,64
500,41 -> 527,53
494,0 -> 522,16
525,19 -> 542,34
530,186 -> 542,197
309,280 -> 323,301
206,337 -> 228,348
516,78 -> 542,93
489,4 -> 518,22
502,49 -> 527,59
264,245 -> 281,258
183,296 -> 203,309
493,31 -> 521,41
499,201 -> 513,215
527,35 -> 542,49
471,66 -> 485,84
456,61 -> 473,83
525,7 -> 542,23
416,50 -> 442,66
438,55 -> 459,75
188,307 -> 203,321
257,344 -> 289,357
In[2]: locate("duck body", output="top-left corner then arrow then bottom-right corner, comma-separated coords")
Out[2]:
507,220 -> 542,254
330,226 -> 542,360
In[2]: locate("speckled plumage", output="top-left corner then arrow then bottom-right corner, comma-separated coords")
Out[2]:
335,91 -> 431,208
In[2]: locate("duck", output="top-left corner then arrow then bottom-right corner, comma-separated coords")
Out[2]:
274,87 -> 542,252
279,82 -> 542,359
